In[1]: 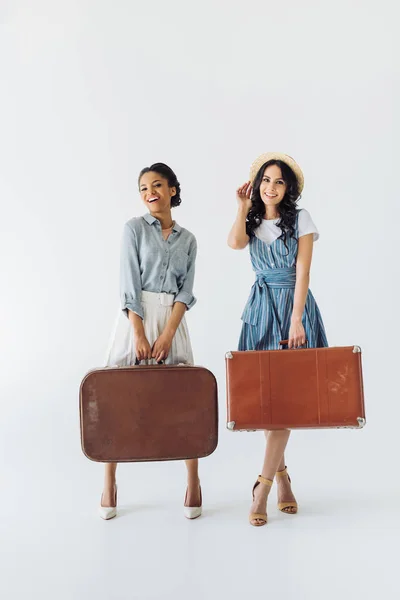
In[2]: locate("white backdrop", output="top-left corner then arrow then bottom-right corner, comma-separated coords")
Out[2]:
1,2 -> 399,599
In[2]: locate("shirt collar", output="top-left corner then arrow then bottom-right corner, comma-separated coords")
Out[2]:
143,213 -> 181,232
143,213 -> 157,225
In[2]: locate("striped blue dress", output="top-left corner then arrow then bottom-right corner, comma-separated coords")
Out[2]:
238,213 -> 328,351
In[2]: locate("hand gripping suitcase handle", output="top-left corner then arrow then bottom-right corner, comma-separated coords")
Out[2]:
134,359 -> 164,366
279,339 -> 309,348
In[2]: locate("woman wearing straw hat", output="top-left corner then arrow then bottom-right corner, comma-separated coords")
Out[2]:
228,153 -> 328,527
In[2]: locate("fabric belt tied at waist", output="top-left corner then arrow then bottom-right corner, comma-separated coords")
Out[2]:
241,267 -> 297,335
255,266 -> 296,288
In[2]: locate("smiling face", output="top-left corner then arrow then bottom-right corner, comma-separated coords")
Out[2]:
259,164 -> 287,209
139,171 -> 176,214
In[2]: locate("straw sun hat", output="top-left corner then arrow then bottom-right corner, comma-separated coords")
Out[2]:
249,152 -> 304,193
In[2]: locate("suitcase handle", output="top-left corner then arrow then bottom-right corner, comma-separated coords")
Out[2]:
279,340 -> 308,348
134,359 -> 164,366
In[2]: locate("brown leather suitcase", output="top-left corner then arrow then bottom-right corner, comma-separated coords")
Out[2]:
225,345 -> 365,431
80,364 -> 218,462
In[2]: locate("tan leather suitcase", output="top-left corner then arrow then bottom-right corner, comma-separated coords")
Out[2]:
225,345 -> 365,431
80,364 -> 218,462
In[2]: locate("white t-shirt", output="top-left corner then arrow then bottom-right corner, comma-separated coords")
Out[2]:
254,208 -> 319,245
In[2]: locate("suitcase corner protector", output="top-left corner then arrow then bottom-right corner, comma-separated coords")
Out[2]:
225,351 -> 233,359
357,417 -> 366,428
353,345 -> 362,353
226,421 -> 236,430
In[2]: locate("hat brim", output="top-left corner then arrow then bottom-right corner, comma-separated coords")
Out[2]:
249,152 -> 304,194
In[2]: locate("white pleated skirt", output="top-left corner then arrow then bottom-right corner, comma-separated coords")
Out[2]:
104,291 -> 194,367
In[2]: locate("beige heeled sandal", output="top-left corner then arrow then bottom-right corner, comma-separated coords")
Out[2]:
99,485 -> 118,520
249,475 -> 273,527
184,485 -> 202,520
276,466 -> 298,514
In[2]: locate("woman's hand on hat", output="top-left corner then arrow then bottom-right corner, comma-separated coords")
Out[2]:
236,181 -> 253,212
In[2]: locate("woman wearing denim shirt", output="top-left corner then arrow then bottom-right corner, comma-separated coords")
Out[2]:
100,163 -> 202,521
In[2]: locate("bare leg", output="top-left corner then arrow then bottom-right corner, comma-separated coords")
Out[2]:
184,459 -> 201,506
276,450 -> 286,473
102,462 -> 117,507
275,458 -> 297,514
249,430 -> 291,525
260,430 -> 291,480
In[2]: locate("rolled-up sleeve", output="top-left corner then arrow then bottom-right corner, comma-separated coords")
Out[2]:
120,223 -> 144,319
174,238 -> 197,310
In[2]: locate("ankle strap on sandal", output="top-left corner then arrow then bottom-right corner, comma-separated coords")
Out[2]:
275,467 -> 288,478
257,475 -> 273,486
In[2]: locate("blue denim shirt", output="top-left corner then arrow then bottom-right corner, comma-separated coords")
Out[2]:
120,214 -> 197,319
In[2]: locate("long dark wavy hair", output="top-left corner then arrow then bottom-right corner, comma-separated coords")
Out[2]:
246,160 -> 301,250
138,162 -> 182,208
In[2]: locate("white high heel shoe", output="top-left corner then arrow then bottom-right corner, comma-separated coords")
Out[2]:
184,485 -> 202,520
99,486 -> 117,520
